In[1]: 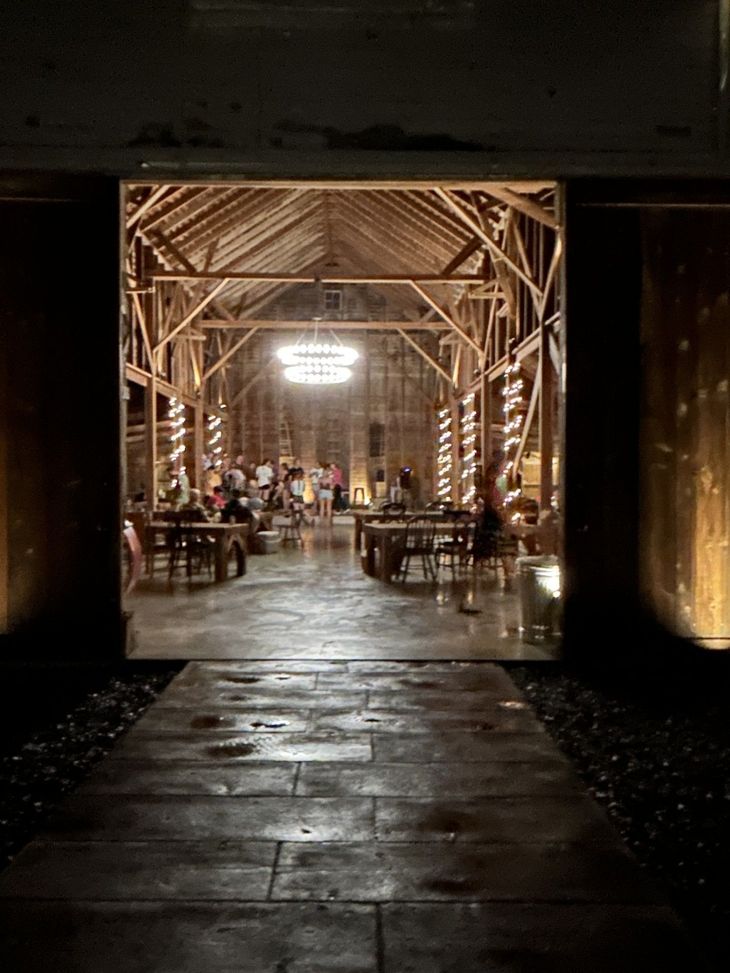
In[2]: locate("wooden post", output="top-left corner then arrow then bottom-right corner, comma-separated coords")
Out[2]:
449,388 -> 460,503
539,318 -> 554,510
193,399 -> 204,490
480,369 -> 492,483
144,378 -> 158,507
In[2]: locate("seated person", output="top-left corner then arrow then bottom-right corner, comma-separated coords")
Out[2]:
204,484 -> 226,509
222,489 -> 254,524
179,488 -> 210,522
244,480 -> 265,512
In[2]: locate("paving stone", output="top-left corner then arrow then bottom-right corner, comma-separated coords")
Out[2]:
131,708 -> 312,734
367,689 -> 528,711
296,761 -> 581,798
78,761 -> 296,796
271,842 -> 661,904
374,797 -> 619,845
109,731 -> 373,762
185,660 -> 352,674
381,902 -> 703,972
312,708 -> 543,734
0,900 -> 377,972
316,667 -> 518,693
155,688 -> 369,710
42,796 -> 375,842
0,840 -> 275,901
374,731 -> 567,763
171,670 -> 319,691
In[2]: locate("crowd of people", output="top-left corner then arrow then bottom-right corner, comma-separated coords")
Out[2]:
195,454 -> 347,524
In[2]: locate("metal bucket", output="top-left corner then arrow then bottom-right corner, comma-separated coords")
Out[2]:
517,555 -> 561,643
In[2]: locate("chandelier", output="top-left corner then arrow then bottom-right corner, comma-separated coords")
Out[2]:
276,338 -> 359,385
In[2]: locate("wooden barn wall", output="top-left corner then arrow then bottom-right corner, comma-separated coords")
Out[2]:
0,175 -> 122,654
230,287 -> 438,501
0,1 -> 720,176
640,210 -> 730,642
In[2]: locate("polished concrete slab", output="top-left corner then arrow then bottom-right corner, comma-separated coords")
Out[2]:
127,523 -> 558,660
0,660 -> 703,972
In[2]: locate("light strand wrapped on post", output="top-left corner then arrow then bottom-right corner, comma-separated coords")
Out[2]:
501,361 -> 524,515
460,392 -> 478,504
436,405 -> 453,502
207,414 -> 223,465
276,340 -> 358,385
168,397 -> 187,474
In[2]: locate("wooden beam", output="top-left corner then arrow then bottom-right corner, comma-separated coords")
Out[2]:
513,372 -> 541,475
131,291 -> 154,372
539,317 -> 555,510
127,178 -> 556,191
150,272 -> 490,284
434,189 -> 543,301
538,235 -> 564,321
484,186 -> 558,229
409,281 -> 484,359
199,319 -> 449,331
202,327 -> 260,383
144,378 -> 158,505
397,330 -> 453,386
154,279 -> 230,353
125,364 -> 197,408
126,185 -> 170,230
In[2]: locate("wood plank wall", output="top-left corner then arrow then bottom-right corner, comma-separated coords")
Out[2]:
641,211 -> 730,641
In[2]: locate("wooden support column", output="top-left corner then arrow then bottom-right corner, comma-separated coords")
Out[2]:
539,319 -> 554,510
480,370 -> 492,481
144,378 -> 158,506
193,399 -> 204,490
449,388 -> 461,503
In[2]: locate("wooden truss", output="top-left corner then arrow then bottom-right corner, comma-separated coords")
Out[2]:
124,181 -> 562,505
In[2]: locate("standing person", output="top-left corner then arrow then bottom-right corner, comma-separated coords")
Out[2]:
289,467 -> 306,511
309,462 -> 324,515
256,458 -> 275,502
318,465 -> 334,523
331,462 -> 344,512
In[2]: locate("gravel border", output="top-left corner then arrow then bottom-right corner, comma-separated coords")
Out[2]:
508,661 -> 730,973
0,663 -> 182,870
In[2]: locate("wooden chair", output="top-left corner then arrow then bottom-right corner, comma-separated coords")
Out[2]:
398,515 -> 437,582
280,508 -> 304,545
167,514 -> 215,580
435,520 -> 475,577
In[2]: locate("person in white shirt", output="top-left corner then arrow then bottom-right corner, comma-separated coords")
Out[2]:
256,458 -> 274,501
309,463 -> 324,515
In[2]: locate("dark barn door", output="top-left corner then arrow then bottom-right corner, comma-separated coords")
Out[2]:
564,181 -> 730,658
0,174 -> 122,658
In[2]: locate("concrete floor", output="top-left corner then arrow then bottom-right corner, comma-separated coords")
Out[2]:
127,519 -> 558,661
0,659 -> 701,971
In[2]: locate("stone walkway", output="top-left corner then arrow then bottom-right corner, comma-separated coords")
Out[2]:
0,661 -> 703,971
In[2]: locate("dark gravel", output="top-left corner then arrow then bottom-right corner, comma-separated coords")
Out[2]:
508,661 -> 730,973
0,663 -> 181,870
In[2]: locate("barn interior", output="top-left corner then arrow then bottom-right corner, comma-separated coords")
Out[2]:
121,180 -> 562,658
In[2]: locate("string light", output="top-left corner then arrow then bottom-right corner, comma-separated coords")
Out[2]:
460,393 -> 478,503
207,414 -> 223,466
168,397 -> 186,474
502,362 -> 524,511
436,405 -> 453,501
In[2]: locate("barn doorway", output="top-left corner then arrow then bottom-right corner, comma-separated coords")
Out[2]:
121,180 -> 563,660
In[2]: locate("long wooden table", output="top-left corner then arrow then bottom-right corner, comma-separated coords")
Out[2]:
146,521 -> 249,582
360,519 -> 547,583
361,521 -> 455,583
353,509 -> 445,548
